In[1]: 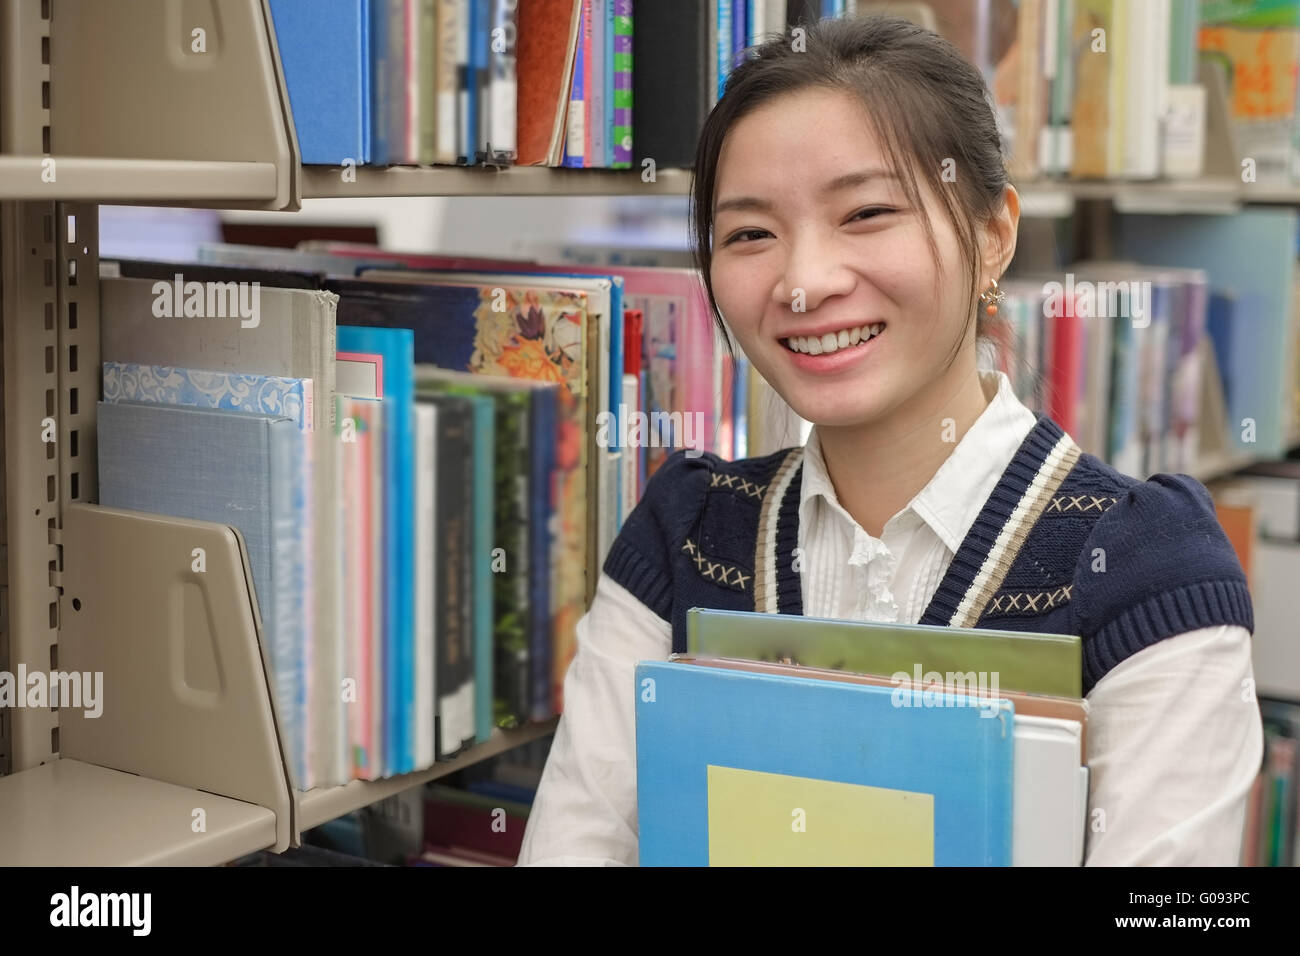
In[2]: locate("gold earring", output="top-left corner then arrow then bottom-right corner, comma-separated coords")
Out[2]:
979,278 -> 1005,317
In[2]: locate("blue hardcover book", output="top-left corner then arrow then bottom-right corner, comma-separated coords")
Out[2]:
97,401 -> 308,787
269,0 -> 371,164
635,660 -> 1016,866
337,325 -> 416,775
466,393 -> 496,744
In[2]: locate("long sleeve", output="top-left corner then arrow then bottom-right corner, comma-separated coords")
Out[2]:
516,573 -> 672,866
1082,624 -> 1264,866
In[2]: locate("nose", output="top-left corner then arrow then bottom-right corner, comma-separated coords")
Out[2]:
774,226 -> 857,313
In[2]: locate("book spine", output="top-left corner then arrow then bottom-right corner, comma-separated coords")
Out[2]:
457,0 -> 474,162
582,0 -> 594,166
528,390 -> 556,720
488,0 -> 518,162
717,0 -> 732,99
414,402 -> 437,769
435,0 -> 458,162
612,0 -> 632,168
563,2 -> 587,167
590,0 -> 606,168
458,413 -> 478,748
473,398 -> 495,743
269,417 -> 307,789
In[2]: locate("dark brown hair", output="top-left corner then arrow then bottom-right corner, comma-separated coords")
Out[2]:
690,15 -> 1010,367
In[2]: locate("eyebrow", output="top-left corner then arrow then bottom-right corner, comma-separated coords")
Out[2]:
713,168 -> 899,216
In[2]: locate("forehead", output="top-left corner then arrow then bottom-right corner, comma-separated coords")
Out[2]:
714,87 -> 890,203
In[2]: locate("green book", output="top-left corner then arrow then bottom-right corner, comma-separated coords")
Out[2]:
686,607 -> 1083,699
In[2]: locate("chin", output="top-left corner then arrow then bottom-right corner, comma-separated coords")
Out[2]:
785,392 -> 888,430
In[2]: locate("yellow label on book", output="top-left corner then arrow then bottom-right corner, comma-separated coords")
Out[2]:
706,765 -> 934,866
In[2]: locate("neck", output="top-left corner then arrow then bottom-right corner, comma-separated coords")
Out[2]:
814,361 -> 994,539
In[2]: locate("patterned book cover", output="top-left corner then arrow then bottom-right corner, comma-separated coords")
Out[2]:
612,0 -> 632,167
102,361 -> 312,429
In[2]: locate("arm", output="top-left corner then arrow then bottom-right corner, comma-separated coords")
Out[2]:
516,573 -> 672,866
1082,623 -> 1264,866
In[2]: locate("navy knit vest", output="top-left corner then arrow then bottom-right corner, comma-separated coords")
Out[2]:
602,412 -> 1254,696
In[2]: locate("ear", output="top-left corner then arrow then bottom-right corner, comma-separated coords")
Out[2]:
979,185 -> 1020,282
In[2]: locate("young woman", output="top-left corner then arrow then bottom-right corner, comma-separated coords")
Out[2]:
518,16 -> 1261,866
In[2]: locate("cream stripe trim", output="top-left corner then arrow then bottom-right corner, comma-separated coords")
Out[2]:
753,448 -> 803,614
949,435 -> 1082,628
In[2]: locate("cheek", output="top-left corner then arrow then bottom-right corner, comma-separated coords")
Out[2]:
710,256 -> 775,334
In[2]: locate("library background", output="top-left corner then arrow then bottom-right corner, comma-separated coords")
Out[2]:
0,0 -> 1297,868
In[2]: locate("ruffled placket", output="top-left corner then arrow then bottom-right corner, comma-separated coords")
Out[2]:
847,529 -> 901,622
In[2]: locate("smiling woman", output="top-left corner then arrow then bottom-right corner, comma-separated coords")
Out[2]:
517,16 -> 1261,868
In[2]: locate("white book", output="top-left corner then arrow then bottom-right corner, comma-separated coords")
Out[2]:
1013,714 -> 1087,866
414,402 -> 438,770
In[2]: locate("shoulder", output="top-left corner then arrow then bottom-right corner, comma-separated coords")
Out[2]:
1063,452 -> 1253,678
602,446 -> 802,620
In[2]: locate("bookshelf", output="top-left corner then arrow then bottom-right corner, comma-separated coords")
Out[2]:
1,0 -> 1297,867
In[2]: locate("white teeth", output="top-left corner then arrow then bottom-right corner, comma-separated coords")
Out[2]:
784,322 -> 884,355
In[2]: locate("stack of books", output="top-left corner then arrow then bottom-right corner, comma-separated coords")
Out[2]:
636,607 -> 1089,866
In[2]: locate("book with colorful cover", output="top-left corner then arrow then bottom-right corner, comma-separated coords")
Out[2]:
635,659 -> 1015,865
325,278 -> 588,715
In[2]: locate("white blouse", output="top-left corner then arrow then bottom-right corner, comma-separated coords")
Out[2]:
517,370 -> 1264,866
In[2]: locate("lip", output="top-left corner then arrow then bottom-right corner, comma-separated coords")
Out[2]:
779,324 -> 885,373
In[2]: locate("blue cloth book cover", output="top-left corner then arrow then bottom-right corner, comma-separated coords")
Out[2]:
97,400 -> 308,787
268,0 -> 371,164
337,325 -> 416,775
635,660 -> 1015,866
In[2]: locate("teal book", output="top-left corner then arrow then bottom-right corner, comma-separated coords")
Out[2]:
97,400 -> 308,788
686,607 -> 1083,699
635,660 -> 1015,866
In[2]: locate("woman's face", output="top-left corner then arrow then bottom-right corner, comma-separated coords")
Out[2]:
709,87 -> 982,429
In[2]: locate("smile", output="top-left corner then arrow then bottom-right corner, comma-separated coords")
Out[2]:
781,322 -> 884,355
